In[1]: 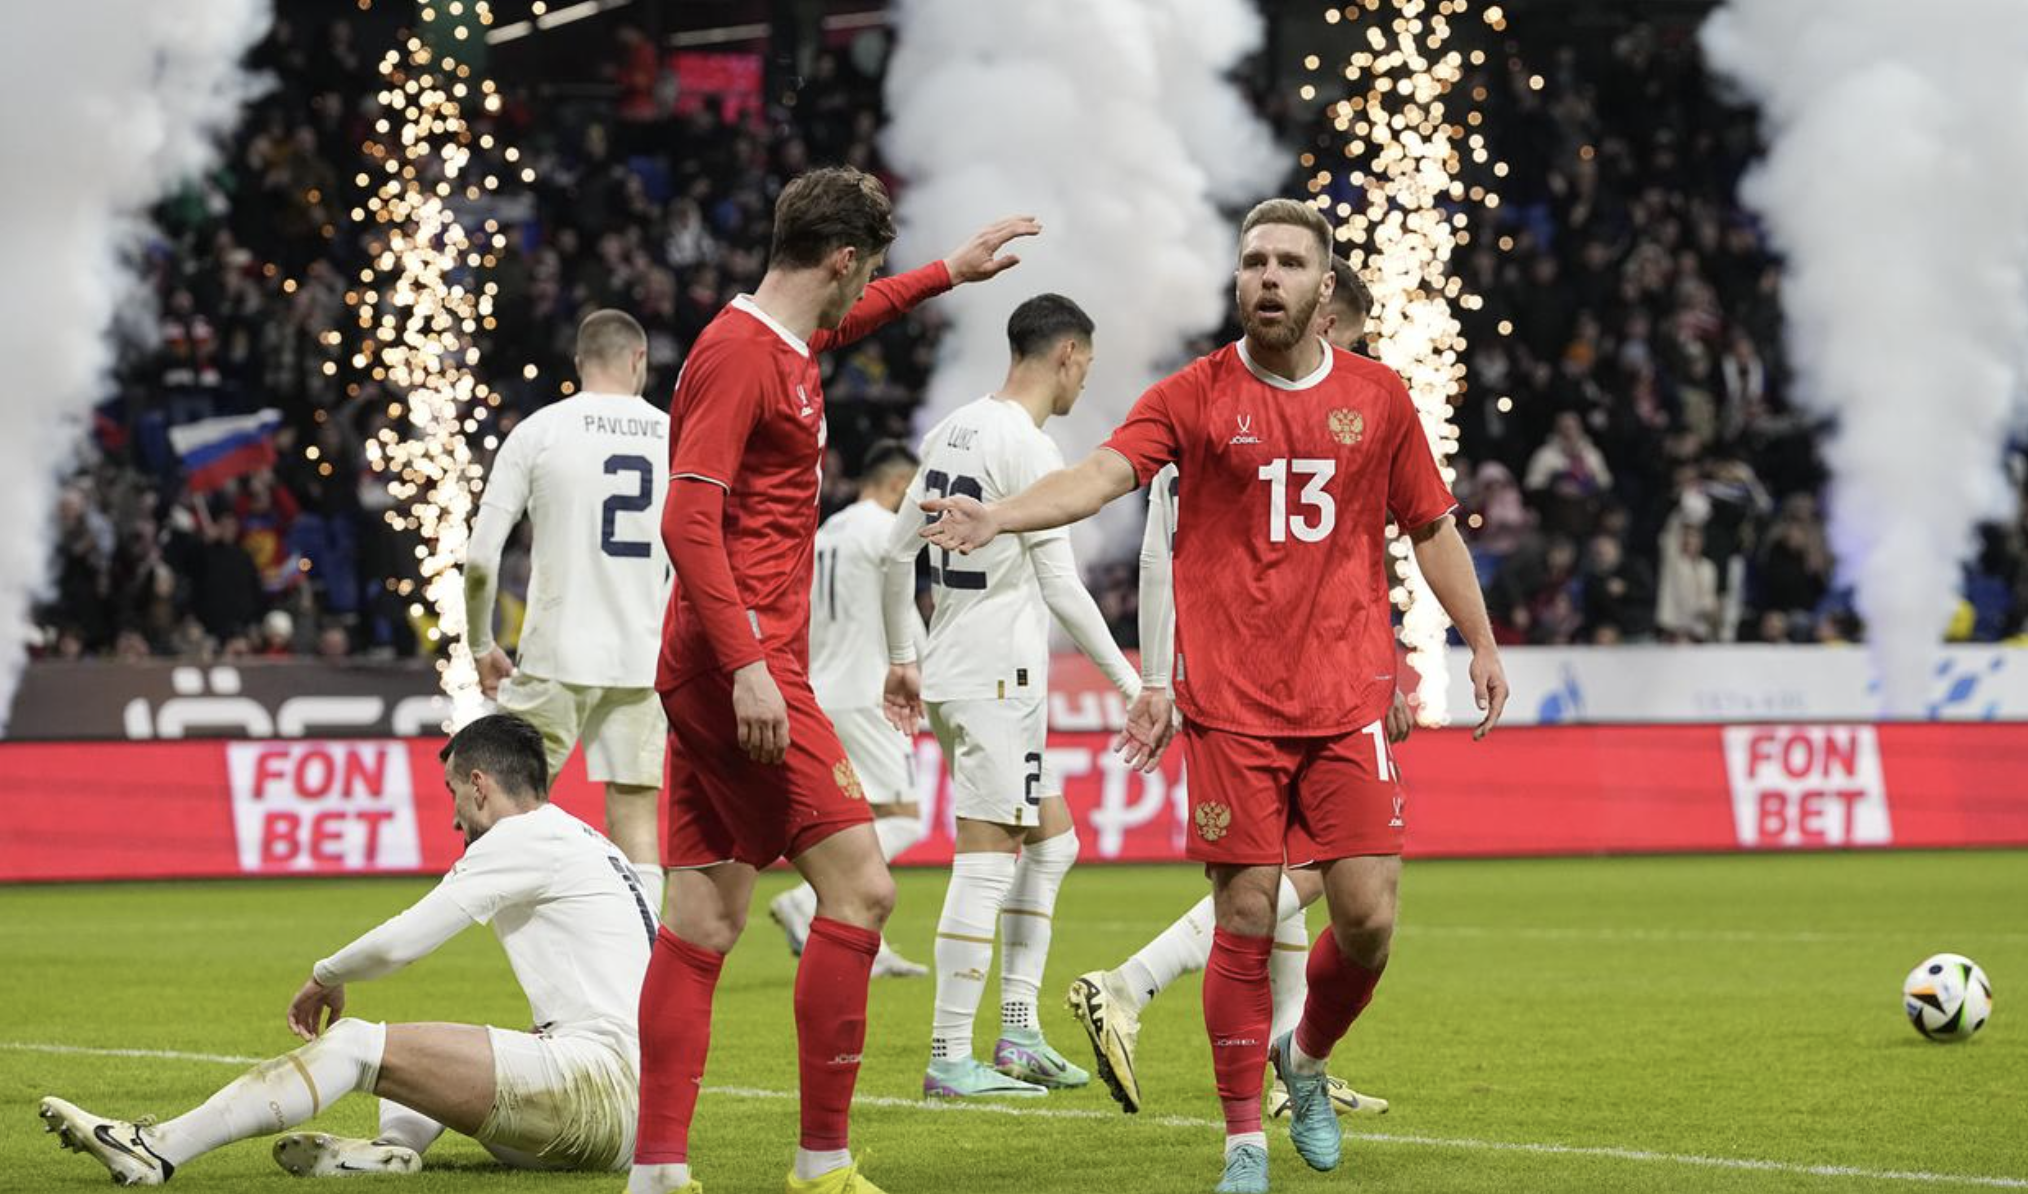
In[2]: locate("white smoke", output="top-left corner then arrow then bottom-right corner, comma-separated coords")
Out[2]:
0,0 -> 271,731
1702,1 -> 2028,715
882,0 -> 1281,550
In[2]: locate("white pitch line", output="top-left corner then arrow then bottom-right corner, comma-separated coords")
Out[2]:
1076,922 -> 2028,946
1,1041 -> 261,1066
11,1043 -> 2025,1189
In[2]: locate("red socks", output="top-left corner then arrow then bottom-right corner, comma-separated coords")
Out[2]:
1294,930 -> 1385,1062
795,917 -> 879,1152
634,927 -> 725,1164
1203,928 -> 1273,1136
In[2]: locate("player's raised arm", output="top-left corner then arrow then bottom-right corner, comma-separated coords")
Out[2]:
920,448 -> 1138,554
812,215 -> 1041,353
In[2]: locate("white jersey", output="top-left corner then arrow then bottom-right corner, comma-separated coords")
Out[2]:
901,396 -> 1069,703
810,499 -> 899,710
435,804 -> 655,1065
479,392 -> 671,688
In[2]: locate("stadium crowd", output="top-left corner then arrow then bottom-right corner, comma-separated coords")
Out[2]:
32,7 -> 2028,664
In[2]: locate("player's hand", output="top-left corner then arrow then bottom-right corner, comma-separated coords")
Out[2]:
732,660 -> 791,764
883,662 -> 923,735
287,976 -> 346,1041
1470,650 -> 1508,741
1385,690 -> 1414,744
1115,687 -> 1176,773
943,215 -> 1041,285
919,494 -> 999,554
474,646 -> 515,700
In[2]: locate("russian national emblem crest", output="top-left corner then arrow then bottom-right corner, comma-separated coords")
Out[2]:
1194,802 -> 1232,842
833,760 -> 865,801
1328,408 -> 1364,446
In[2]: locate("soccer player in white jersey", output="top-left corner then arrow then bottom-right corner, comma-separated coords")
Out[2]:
1067,259 -> 1407,1119
769,438 -> 931,978
38,715 -> 656,1184
881,294 -> 1141,1099
463,309 -> 672,915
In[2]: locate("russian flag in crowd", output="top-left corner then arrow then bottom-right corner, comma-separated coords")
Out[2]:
169,409 -> 282,494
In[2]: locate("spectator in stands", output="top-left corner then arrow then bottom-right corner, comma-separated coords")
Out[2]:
1524,412 -> 1614,539
190,510 -> 263,644
1656,521 -> 1720,643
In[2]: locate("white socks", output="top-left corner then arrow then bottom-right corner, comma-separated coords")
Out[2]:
1117,875 -> 1303,1014
1119,895 -> 1214,1011
1270,910 -> 1311,1042
1290,1033 -> 1329,1077
1000,830 -> 1078,1034
930,851 -> 1016,1062
1225,1130 -> 1267,1158
628,1163 -> 692,1193
152,1019 -> 387,1167
793,1147 -> 852,1181
630,862 -> 666,923
374,1100 -> 446,1154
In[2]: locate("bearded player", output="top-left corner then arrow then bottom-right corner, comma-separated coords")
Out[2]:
1069,256 -> 1402,1121
629,166 -> 1036,1194
921,200 -> 1507,1194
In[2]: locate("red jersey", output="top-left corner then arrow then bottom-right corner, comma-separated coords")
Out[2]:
1102,340 -> 1454,737
657,263 -> 951,691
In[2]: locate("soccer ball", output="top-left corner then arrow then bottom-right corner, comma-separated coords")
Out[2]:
1902,953 -> 1993,1042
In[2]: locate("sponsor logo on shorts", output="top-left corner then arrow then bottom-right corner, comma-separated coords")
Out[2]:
1194,801 -> 1232,842
1389,795 -> 1405,829
832,759 -> 865,801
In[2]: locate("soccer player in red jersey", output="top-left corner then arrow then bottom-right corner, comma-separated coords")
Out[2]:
921,198 -> 1507,1194
631,167 -> 1037,1194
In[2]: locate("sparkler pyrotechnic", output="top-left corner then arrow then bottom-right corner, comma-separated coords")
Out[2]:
1311,0 -> 1501,725
351,4 -> 521,727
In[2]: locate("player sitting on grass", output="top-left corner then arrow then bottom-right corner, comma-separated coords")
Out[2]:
37,713 -> 656,1185
1069,258 -> 1396,1122
882,294 -> 1141,1099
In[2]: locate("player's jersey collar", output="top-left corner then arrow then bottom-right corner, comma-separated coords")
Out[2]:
730,295 -> 810,358
1236,335 -> 1332,391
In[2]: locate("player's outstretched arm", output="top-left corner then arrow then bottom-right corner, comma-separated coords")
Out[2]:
814,216 -> 1041,353
942,216 -> 1041,285
293,885 -> 475,1038
1031,536 -> 1139,704
1407,514 -> 1508,739
921,449 -> 1138,554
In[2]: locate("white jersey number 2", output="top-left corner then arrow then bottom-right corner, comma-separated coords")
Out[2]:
1258,458 -> 1337,543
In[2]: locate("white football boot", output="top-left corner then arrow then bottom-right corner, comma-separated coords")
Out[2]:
1065,969 -> 1143,1113
272,1132 -> 423,1177
39,1096 -> 173,1186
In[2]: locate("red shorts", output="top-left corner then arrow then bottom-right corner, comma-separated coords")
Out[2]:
660,662 -> 874,869
1181,717 -> 1403,866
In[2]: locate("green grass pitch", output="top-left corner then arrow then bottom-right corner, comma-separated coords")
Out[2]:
3,851 -> 2024,1192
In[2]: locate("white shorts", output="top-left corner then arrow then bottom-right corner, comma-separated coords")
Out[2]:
496,673 -> 665,788
926,697 -> 1057,828
828,705 -> 915,806
477,1028 -> 638,1172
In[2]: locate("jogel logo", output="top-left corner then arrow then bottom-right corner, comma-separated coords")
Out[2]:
1194,802 -> 1232,842
1328,408 -> 1364,446
833,760 -> 865,801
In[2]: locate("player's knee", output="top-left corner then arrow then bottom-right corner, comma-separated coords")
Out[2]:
1327,903 -> 1396,965
1212,887 -> 1278,937
853,869 -> 897,928
305,1018 -> 387,1072
673,901 -> 747,954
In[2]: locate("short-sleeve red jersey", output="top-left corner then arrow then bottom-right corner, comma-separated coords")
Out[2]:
1101,340 -> 1454,737
657,263 -> 951,691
